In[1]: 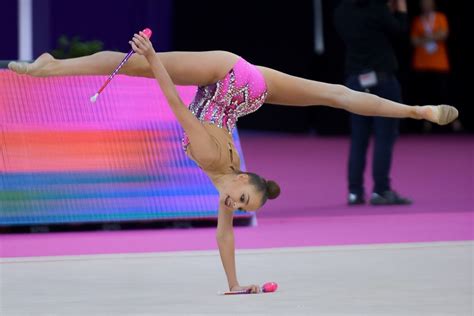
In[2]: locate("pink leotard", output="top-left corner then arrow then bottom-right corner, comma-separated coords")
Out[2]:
182,57 -> 267,150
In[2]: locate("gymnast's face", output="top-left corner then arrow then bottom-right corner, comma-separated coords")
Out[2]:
220,174 -> 263,212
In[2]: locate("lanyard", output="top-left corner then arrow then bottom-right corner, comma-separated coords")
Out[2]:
421,13 -> 435,34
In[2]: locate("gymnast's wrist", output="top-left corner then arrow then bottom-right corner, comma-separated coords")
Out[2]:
229,283 -> 240,291
144,50 -> 157,62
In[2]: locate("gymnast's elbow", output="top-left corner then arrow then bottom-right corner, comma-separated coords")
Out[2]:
164,93 -> 185,109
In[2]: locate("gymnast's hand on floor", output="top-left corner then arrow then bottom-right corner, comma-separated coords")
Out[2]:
231,284 -> 260,294
129,31 -> 155,59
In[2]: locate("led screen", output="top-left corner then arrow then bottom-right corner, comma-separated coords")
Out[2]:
0,71 -> 252,225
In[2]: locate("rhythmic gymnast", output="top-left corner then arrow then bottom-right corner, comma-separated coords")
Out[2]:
8,32 -> 458,293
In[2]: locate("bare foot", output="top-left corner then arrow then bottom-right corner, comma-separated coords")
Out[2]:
419,105 -> 459,126
8,53 -> 54,76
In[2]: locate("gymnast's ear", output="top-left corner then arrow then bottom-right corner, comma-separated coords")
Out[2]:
236,173 -> 249,181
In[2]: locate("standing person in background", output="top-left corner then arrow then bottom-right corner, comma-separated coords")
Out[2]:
411,0 -> 461,132
335,0 -> 412,206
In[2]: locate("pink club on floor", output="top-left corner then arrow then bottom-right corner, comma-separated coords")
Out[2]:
220,282 -> 278,295
262,282 -> 278,293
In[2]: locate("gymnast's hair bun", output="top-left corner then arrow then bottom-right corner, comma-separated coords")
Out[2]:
266,180 -> 281,200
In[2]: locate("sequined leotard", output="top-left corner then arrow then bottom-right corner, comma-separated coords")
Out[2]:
182,57 -> 267,153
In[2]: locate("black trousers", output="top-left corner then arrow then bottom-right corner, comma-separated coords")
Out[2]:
346,73 -> 401,195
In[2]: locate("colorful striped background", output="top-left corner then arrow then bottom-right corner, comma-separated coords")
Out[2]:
0,71 -> 251,225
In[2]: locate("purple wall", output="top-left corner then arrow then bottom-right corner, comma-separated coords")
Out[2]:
0,0 -> 172,60
47,0 -> 172,56
0,0 -> 18,59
